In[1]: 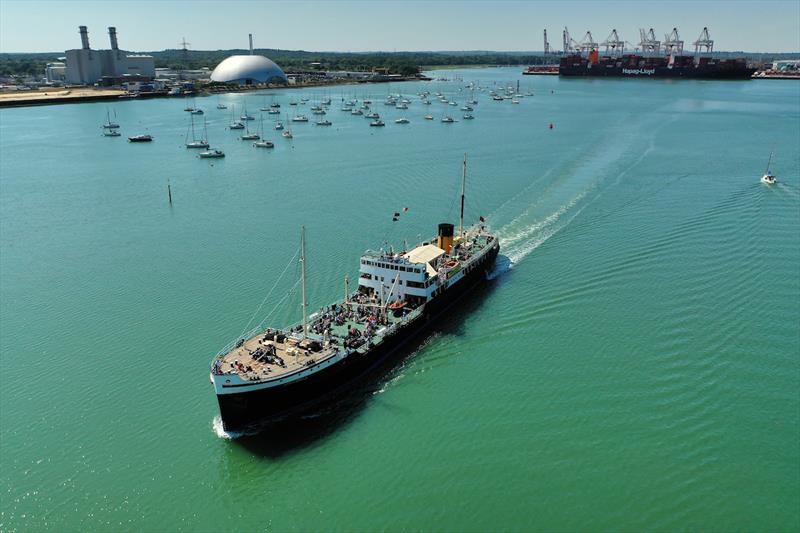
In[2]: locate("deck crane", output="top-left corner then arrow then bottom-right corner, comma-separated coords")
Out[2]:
663,28 -> 684,55
638,28 -> 661,55
601,29 -> 626,55
693,27 -> 714,53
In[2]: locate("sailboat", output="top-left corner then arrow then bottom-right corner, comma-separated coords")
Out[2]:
253,115 -> 274,148
761,151 -> 777,184
282,114 -> 293,138
102,108 -> 119,129
241,113 -> 260,140
229,105 -> 245,130
185,113 -> 210,149
198,117 -> 224,157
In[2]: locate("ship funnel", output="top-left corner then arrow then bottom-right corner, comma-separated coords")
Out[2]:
79,25 -> 90,49
108,26 -> 119,50
437,223 -> 454,253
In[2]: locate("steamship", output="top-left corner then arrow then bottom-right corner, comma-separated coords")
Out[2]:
210,157 -> 499,433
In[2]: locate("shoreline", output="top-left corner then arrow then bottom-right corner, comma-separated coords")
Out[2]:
0,76 -> 429,109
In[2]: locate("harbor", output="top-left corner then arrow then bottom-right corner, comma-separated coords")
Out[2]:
2,65 -> 798,530
1,0 -> 799,529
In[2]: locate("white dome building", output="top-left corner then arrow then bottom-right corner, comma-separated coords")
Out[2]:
210,54 -> 288,85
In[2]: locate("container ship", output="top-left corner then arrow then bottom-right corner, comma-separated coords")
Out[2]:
527,26 -> 756,80
558,51 -> 755,79
210,157 -> 500,433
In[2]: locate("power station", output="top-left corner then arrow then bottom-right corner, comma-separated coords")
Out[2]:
65,26 -> 155,85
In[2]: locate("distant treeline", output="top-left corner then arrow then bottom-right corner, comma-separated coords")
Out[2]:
2,49 -> 797,78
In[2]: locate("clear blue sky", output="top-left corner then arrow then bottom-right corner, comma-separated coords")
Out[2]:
1,0 -> 798,53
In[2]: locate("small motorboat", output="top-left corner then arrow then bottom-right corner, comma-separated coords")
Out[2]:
268,108 -> 281,115
761,151 -> 777,184
103,130 -> 121,137
366,112 -> 379,119
369,120 -> 385,127
395,118 -> 410,124
351,109 -> 364,116
395,103 -> 409,110
128,134 -> 153,142
191,109 -> 204,115
274,121 -> 284,131
424,115 -> 434,120
199,149 -> 225,158
216,103 -> 227,109
463,114 -> 475,120
241,133 -> 260,140
229,122 -> 245,130
253,140 -> 274,148
315,119 -> 332,126
460,106 -> 473,112
441,116 -> 455,123
292,115 -> 309,122
282,130 -> 293,138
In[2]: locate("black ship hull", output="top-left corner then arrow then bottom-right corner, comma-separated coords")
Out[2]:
558,53 -> 755,80
216,242 -> 500,432
559,65 -> 755,79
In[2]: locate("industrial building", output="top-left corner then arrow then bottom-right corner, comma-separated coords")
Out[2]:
65,26 -> 155,85
209,34 -> 287,85
45,62 -> 67,83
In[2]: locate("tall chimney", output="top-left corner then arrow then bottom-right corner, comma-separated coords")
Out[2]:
249,33 -> 253,55
108,27 -> 119,50
79,26 -> 90,49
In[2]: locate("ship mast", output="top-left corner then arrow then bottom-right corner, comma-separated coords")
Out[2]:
300,225 -> 308,339
459,153 -> 466,239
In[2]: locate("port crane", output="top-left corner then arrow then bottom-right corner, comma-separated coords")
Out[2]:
693,27 -> 714,53
638,28 -> 661,55
601,29 -> 626,55
544,29 -> 551,54
663,28 -> 684,55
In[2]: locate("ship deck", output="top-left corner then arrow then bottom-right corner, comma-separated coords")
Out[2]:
214,297 -> 410,382
213,228 -> 496,383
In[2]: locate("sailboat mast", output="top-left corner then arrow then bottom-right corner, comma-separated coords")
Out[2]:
766,151 -> 774,174
459,153 -> 467,238
300,225 -> 308,339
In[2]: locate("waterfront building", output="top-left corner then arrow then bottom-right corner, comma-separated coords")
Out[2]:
65,26 -> 155,85
209,34 -> 287,85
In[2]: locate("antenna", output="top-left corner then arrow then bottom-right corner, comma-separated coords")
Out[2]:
459,153 -> 466,239
300,226 -> 308,339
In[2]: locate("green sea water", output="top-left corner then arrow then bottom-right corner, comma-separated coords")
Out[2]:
1,68 -> 798,531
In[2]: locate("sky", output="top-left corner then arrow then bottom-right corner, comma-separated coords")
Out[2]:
1,0 -> 799,53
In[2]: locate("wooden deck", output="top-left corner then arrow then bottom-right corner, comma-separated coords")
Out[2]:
217,332 -> 335,382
